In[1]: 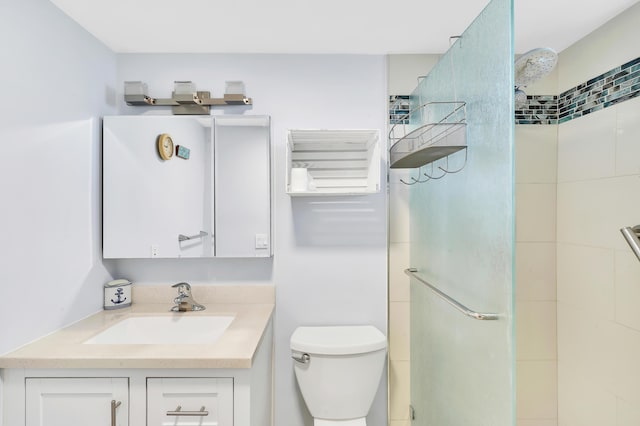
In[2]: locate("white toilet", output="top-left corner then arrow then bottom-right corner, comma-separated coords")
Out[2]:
290,325 -> 387,426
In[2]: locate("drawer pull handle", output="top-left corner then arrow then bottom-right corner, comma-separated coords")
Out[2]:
166,405 -> 209,417
111,400 -> 121,426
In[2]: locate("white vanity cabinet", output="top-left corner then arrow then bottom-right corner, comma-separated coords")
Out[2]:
5,369 -> 266,426
1,315 -> 273,426
147,377 -> 233,425
25,378 -> 129,426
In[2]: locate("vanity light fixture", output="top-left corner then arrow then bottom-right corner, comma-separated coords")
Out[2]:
124,80 -> 252,115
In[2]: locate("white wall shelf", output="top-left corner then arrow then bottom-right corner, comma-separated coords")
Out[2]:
286,129 -> 381,196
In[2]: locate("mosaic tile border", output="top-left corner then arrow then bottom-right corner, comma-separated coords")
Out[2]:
389,95 -> 410,125
558,56 -> 640,123
513,56 -> 640,125
515,95 -> 558,124
388,57 -> 640,127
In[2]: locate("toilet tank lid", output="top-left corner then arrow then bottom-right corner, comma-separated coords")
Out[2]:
290,325 -> 387,355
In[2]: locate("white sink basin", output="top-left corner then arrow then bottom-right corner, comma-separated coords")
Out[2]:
83,315 -> 235,345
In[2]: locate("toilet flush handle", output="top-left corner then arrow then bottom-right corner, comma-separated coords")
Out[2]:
292,352 -> 310,363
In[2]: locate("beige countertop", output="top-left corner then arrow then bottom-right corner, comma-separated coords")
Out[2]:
0,285 -> 274,369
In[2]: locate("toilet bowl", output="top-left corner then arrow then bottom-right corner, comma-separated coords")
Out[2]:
290,325 -> 387,426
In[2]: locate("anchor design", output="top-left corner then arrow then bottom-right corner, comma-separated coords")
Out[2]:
111,288 -> 127,304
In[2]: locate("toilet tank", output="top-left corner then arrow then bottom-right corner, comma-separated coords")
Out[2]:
290,326 -> 387,420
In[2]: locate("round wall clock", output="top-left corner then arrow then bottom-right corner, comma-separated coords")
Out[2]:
157,133 -> 174,160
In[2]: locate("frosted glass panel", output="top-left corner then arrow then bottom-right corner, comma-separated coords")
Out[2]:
409,0 -> 515,425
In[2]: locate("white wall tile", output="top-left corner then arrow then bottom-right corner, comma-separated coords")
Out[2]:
516,302 -> 557,360
516,242 -> 556,301
389,181 -> 410,243
389,242 -> 410,302
558,176 -> 640,250
516,184 -> 557,242
557,361 -> 617,426
617,397 -> 640,426
517,361 -> 558,419
555,180 -> 605,248
615,97 -> 640,176
387,54 -> 439,95
517,420 -> 557,426
557,2 -> 640,91
389,301 -> 410,361
557,303 -> 618,392
557,107 -> 616,183
389,421 -> 412,426
515,126 -> 558,184
388,360 -> 411,420
614,250 -> 640,332
557,244 -> 614,319
612,323 -> 640,405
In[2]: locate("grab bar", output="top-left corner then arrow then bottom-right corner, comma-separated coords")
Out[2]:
620,225 -> 640,261
405,268 -> 500,321
178,231 -> 208,242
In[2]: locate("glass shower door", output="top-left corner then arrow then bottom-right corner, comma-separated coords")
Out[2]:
407,0 -> 515,424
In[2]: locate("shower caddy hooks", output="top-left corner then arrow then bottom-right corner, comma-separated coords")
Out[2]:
389,101 -> 467,185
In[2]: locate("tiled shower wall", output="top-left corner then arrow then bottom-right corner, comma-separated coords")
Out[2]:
555,3 -> 640,425
388,4 -> 639,421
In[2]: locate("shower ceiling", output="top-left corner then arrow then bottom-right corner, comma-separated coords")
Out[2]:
49,0 -> 637,54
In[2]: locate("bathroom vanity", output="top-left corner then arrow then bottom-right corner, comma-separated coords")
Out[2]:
0,286 -> 274,426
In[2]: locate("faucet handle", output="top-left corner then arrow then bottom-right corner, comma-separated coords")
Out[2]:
171,282 -> 192,295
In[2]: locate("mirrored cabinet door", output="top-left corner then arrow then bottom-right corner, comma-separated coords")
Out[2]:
214,116 -> 271,257
102,115 -> 271,259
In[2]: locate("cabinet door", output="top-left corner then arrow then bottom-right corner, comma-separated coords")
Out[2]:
25,378 -> 128,426
214,116 -> 271,257
147,378 -> 233,426
103,116 -> 214,259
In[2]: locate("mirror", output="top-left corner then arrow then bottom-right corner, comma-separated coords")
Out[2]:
103,116 -> 214,258
103,115 -> 271,259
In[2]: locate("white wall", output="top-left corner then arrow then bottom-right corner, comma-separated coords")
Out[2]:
110,54 -> 389,426
0,0 -> 116,356
556,4 -> 640,425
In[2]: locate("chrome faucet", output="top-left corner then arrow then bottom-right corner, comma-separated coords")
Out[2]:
171,282 -> 206,312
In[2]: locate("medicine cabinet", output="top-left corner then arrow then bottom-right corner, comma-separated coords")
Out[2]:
103,115 -> 271,259
286,129 -> 381,196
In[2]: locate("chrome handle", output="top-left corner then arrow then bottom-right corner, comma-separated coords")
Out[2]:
178,231 -> 208,242
171,282 -> 192,298
111,400 -> 121,426
166,405 -> 209,416
292,353 -> 310,363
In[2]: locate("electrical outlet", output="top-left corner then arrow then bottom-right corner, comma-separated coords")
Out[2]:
151,245 -> 159,257
255,234 -> 269,249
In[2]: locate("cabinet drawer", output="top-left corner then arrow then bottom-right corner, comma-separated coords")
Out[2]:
147,377 -> 233,426
25,377 -> 128,426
